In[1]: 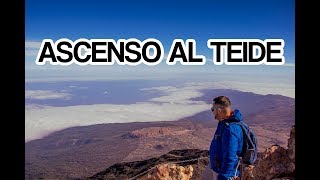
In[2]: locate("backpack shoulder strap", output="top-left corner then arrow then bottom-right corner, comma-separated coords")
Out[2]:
233,121 -> 250,133
219,121 -> 249,138
233,121 -> 255,147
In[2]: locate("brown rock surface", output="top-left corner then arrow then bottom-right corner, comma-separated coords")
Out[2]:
138,164 -> 193,180
87,149 -> 209,180
242,126 -> 295,180
127,126 -> 188,138
242,165 -> 255,180
287,125 -> 295,162
253,145 -> 293,179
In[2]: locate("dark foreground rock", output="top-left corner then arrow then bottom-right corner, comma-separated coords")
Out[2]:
88,149 -> 209,180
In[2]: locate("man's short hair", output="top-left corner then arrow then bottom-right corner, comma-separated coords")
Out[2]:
213,96 -> 231,107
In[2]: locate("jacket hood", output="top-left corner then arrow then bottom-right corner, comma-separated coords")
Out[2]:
226,109 -> 243,122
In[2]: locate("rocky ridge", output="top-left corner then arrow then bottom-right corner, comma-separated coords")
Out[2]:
88,125 -> 295,180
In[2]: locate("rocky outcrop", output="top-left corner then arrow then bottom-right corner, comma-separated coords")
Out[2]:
88,149 -> 209,180
252,145 -> 295,179
243,125 -> 295,180
89,126 -> 295,180
242,165 -> 255,179
287,125 -> 295,162
138,164 -> 193,180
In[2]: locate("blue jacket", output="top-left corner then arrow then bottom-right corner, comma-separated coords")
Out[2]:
209,109 -> 244,180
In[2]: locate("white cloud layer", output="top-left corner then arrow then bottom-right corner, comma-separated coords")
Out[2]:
25,41 -> 42,49
25,90 -> 72,100
25,80 -> 294,142
25,84 -> 212,142
25,41 -> 42,57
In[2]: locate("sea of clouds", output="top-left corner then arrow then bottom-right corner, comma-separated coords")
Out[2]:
25,41 -> 295,142
25,80 -> 294,142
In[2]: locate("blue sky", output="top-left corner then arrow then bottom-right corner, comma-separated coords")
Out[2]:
26,0 -> 295,63
25,0 -> 295,141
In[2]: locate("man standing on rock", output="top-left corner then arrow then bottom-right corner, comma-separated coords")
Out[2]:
202,96 -> 244,180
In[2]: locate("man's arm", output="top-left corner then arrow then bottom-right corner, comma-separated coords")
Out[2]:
219,125 -> 239,180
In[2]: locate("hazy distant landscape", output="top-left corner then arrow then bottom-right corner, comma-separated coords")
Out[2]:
25,82 -> 294,179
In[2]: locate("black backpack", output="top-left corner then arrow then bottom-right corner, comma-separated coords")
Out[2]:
221,121 -> 258,165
